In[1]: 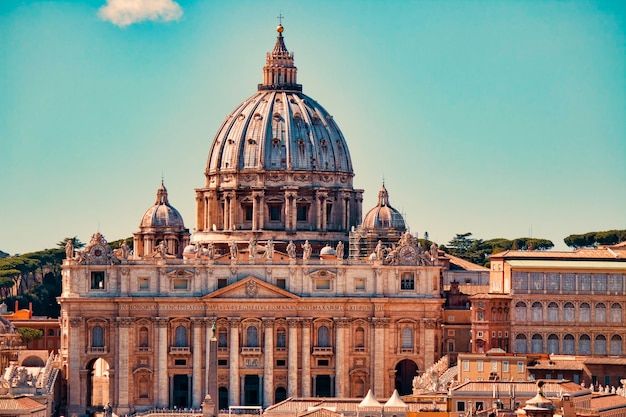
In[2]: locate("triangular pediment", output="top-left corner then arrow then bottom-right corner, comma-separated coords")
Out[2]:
202,276 -> 299,300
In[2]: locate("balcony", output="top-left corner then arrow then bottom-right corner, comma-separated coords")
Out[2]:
137,346 -> 151,352
169,346 -> 190,354
275,347 -> 287,353
354,347 -> 366,353
240,347 -> 262,355
88,346 -> 106,354
312,346 -> 333,355
400,347 -> 414,354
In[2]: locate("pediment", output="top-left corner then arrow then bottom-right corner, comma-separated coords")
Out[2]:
308,269 -> 337,280
202,276 -> 299,300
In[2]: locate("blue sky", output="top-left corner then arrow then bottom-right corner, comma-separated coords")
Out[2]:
1,0 -> 624,254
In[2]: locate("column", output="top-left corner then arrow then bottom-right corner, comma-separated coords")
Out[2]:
287,318 -> 299,397
223,196 -> 229,231
68,318 -> 83,416
372,318 -> 388,397
334,318 -> 349,397
229,319 -> 240,406
321,196 -> 327,231
284,192 -> 291,230
192,318 -> 203,407
258,193 -> 265,230
252,194 -> 258,231
205,194 -> 211,231
229,192 -> 237,230
116,318 -> 132,415
424,319 -> 437,368
301,319 -> 312,397
263,319 -> 274,407
156,318 -> 169,407
196,195 -> 203,232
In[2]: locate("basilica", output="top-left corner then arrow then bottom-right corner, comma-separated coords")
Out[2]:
59,24 -> 447,417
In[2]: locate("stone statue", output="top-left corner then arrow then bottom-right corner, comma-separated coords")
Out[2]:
430,243 -> 439,261
302,240 -> 312,261
65,239 -> 74,260
104,403 -> 112,417
248,238 -> 257,261
286,240 -> 296,259
119,241 -> 130,259
264,239 -> 274,260
155,240 -> 167,257
374,240 -> 384,261
336,241 -> 344,259
229,241 -> 238,260
205,242 -> 215,259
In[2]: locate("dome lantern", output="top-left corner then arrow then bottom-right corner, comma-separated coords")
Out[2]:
258,23 -> 302,92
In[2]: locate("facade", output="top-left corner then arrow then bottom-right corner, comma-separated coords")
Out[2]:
59,24 -> 447,417
457,350 -> 528,382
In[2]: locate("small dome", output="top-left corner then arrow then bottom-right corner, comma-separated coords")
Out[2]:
140,182 -> 185,229
362,184 -> 406,230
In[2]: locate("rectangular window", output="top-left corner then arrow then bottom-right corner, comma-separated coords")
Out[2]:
297,204 -> 308,222
138,277 -> 149,290
463,360 -> 469,371
269,204 -> 282,222
573,374 -> 580,384
579,274 -> 591,292
276,278 -> 286,289
354,278 -> 366,291
512,272 -> 528,291
276,359 -> 286,367
547,273 -> 560,292
608,274 -> 623,293
477,360 -> 483,372
491,361 -> 498,372
592,274 -> 607,292
317,359 -> 329,367
174,359 -> 187,366
90,271 -> 105,290
503,361 -> 509,372
546,373 -> 552,379
218,330 -> 227,347
315,279 -> 331,290
218,359 -> 228,367
456,401 -> 465,412
557,373 -> 563,380
173,278 -> 188,290
531,272 -> 544,292
244,204 -> 253,222
217,278 -> 228,289
517,361 -> 524,373
563,273 -> 576,293
476,402 -> 484,411
605,375 -> 611,386
400,272 -> 415,290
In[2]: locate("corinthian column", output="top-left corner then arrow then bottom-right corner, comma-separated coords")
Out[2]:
263,319 -> 274,407
371,318 -> 389,397
423,319 -> 437,369
287,318 -> 299,397
229,319 -> 241,406
116,318 -> 132,414
334,318 -> 350,397
301,319 -> 312,397
192,318 -> 203,407
155,318 -> 169,408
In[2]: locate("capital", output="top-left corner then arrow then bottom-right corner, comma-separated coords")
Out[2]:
69,317 -> 83,328
423,319 -> 438,329
262,318 -> 275,329
116,317 -> 134,327
228,318 -> 241,328
371,317 -> 390,328
287,318 -> 300,328
155,317 -> 169,327
334,317 -> 351,328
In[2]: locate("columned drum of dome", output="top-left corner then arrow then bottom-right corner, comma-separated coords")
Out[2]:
193,25 -> 363,247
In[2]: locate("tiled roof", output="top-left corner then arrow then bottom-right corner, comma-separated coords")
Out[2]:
492,246 -> 626,260
589,394 -> 626,411
445,255 -> 489,271
452,380 -> 586,397
0,397 -> 46,411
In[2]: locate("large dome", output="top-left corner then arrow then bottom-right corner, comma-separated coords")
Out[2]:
193,24 -> 363,246
206,90 -> 353,174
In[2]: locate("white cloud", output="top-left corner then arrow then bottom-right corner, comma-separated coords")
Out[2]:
98,0 -> 183,27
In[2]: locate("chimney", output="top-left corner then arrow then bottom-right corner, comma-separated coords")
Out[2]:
560,394 -> 575,417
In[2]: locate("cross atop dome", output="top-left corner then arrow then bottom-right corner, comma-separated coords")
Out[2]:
258,21 -> 302,92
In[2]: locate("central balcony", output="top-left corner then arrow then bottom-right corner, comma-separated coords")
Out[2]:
240,347 -> 262,355
169,346 -> 190,354
312,346 -> 333,355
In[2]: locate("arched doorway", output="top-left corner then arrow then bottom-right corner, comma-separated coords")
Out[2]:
218,387 -> 229,411
172,375 -> 190,408
86,358 -> 110,411
244,375 -> 260,406
274,386 -> 287,403
315,375 -> 332,397
21,356 -> 45,367
395,359 -> 418,395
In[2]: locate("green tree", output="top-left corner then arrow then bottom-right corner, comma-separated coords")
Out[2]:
564,229 -> 626,248
16,327 -> 43,345
57,237 -> 85,250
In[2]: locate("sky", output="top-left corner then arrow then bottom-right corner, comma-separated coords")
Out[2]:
1,0 -> 625,255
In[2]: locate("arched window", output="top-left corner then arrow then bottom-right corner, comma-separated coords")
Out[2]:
515,302 -> 527,321
531,334 -> 543,353
594,335 -> 607,355
595,303 -> 606,322
246,326 -> 258,347
611,303 -> 622,323
175,325 -> 188,347
401,327 -> 414,349
563,334 -> 575,354
275,387 -> 287,403
610,335 -> 622,355
138,375 -> 149,398
138,327 -> 149,348
564,303 -> 575,322
547,334 -> 559,354
515,334 -> 527,353
580,303 -> 590,322
547,303 -> 559,322
92,325 -> 104,348
317,326 -> 330,347
276,327 -> 286,348
532,302 -> 543,322
354,327 -> 365,349
579,334 -> 591,354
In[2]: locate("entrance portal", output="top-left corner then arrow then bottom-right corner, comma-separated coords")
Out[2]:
395,359 -> 418,395
173,375 -> 189,408
86,358 -> 110,410
315,375 -> 332,397
244,375 -> 261,406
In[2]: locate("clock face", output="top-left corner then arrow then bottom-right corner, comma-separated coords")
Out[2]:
94,249 -> 102,257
